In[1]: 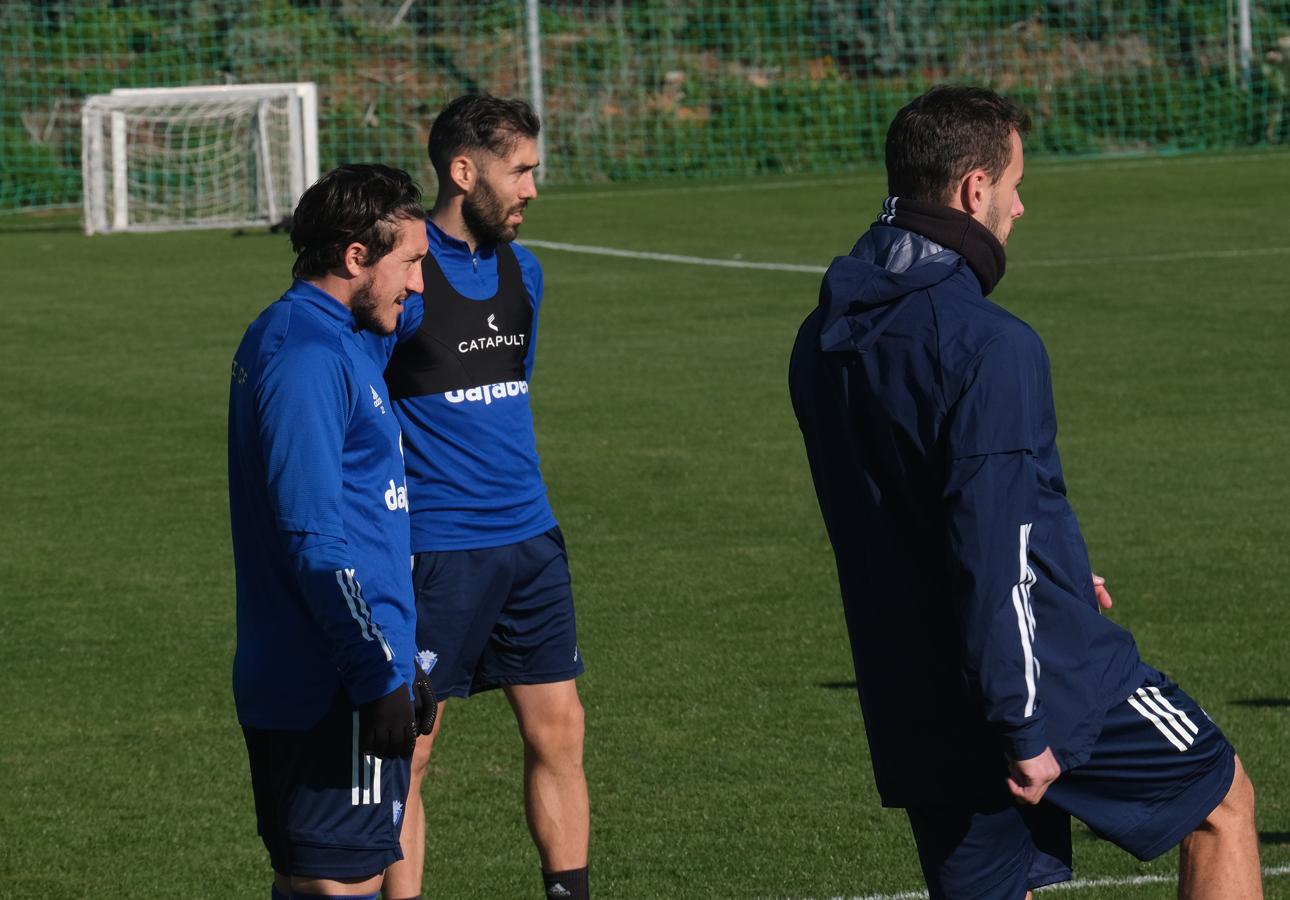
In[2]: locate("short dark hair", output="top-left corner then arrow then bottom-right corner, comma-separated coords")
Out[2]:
290,164 -> 424,280
427,94 -> 541,179
884,85 -> 1031,204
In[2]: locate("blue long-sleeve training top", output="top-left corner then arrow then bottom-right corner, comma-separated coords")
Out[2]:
379,220 -> 556,552
789,224 -> 1148,807
228,279 -> 416,730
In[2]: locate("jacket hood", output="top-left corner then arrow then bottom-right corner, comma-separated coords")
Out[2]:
818,225 -> 966,355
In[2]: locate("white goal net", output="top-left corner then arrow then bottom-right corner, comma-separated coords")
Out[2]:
81,83 -> 318,235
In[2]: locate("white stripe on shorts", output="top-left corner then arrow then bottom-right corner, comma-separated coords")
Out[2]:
351,711 -> 361,805
348,709 -> 383,807
1134,688 -> 1196,747
362,752 -> 372,805
1147,685 -> 1200,735
1127,692 -> 1190,752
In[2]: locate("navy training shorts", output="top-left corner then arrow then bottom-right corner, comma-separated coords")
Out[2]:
242,691 -> 411,879
412,526 -> 584,699
906,669 -> 1236,899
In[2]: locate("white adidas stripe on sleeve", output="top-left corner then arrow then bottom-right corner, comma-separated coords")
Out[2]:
1010,523 -> 1040,718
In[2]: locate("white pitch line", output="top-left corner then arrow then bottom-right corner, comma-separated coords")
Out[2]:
521,239 -> 827,273
522,238 -> 1290,274
1014,246 -> 1290,267
786,863 -> 1290,900
539,176 -> 872,201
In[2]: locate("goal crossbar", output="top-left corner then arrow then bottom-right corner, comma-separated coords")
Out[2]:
81,82 -> 318,235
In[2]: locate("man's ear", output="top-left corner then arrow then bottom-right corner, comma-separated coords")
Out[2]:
957,168 -> 990,216
448,154 -> 477,193
342,241 -> 368,277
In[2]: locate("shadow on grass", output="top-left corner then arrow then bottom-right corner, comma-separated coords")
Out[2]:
1259,832 -> 1290,845
1230,698 -> 1290,708
817,681 -> 856,690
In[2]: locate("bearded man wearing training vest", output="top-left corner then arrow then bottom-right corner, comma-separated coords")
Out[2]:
378,95 -> 589,900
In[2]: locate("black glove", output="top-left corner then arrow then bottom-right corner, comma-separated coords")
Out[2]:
413,665 -> 438,736
358,684 -> 415,759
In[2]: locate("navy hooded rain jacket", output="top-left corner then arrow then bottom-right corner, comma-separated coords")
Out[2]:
789,222 -> 1148,807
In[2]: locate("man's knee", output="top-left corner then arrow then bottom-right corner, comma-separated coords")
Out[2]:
520,693 -> 585,763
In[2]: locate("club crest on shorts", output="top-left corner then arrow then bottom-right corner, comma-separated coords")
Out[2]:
417,649 -> 439,674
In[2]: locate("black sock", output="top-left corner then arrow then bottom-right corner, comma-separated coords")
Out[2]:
542,866 -> 588,900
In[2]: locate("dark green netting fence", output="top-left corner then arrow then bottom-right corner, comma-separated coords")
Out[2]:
4,1 -> 1289,213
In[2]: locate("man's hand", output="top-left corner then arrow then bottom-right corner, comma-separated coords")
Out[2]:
412,666 -> 438,736
358,684 -> 415,759
1006,747 -> 1061,805
1092,573 -> 1113,611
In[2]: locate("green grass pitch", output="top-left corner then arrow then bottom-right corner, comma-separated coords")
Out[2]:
1,151 -> 1288,898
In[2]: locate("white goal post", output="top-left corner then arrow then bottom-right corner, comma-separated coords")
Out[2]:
81,83 -> 319,235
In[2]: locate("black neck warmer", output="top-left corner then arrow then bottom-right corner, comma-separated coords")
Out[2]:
877,196 -> 1007,295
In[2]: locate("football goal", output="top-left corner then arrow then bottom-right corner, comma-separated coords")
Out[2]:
81,83 -> 318,235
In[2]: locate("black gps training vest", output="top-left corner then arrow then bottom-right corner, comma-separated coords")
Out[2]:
385,241 -> 532,399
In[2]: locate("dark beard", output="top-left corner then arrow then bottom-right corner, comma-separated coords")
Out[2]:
984,202 -> 1009,246
462,176 -> 521,245
349,276 -> 392,335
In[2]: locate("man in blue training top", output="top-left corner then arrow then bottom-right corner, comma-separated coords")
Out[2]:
228,164 -> 436,900
378,96 -> 589,900
789,86 -> 1263,899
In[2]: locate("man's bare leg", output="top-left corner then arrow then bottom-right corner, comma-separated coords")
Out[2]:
1179,755 -> 1263,900
380,702 -> 445,900
289,873 -> 383,896
504,680 -> 589,871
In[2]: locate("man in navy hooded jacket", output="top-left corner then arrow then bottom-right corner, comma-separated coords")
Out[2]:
789,86 -> 1262,899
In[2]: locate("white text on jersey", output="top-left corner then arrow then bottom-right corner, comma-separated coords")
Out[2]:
384,479 -> 408,511
444,381 -> 529,405
458,333 -> 526,354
